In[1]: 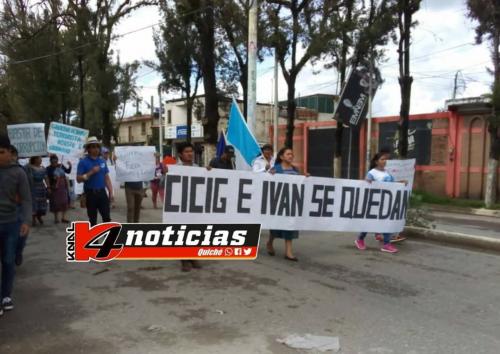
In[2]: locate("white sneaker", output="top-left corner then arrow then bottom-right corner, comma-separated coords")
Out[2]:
2,297 -> 14,311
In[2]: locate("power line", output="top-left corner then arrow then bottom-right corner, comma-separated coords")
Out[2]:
380,42 -> 475,68
4,5 -> 211,65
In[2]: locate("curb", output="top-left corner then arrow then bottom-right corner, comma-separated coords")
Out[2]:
425,204 -> 500,218
404,226 -> 500,253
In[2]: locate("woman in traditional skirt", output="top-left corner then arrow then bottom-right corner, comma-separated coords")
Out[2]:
268,147 -> 305,262
25,156 -> 49,226
47,155 -> 71,224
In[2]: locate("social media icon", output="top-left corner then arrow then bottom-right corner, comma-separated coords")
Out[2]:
234,248 -> 242,256
243,248 -> 252,256
224,248 -> 233,256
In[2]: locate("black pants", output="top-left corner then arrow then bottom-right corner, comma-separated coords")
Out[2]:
85,189 -> 111,226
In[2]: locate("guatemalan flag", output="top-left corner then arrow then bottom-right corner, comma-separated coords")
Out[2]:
226,99 -> 262,170
215,130 -> 226,158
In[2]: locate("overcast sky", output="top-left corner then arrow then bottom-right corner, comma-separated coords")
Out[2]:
113,0 -> 491,118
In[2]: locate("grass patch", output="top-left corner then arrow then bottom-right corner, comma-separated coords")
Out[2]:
413,190 -> 500,210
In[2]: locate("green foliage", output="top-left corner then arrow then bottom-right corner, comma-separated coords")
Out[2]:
413,190 -> 500,210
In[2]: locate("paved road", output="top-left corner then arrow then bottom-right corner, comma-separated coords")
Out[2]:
431,210 -> 500,239
1,193 -> 500,354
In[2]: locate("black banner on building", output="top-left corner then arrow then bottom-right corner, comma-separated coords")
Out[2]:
333,66 -> 381,127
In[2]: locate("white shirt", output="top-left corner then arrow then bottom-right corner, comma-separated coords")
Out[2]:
177,160 -> 199,167
366,168 -> 395,182
252,155 -> 275,173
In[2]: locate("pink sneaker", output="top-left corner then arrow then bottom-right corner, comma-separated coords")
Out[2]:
375,234 -> 383,242
355,239 -> 366,250
381,244 -> 398,253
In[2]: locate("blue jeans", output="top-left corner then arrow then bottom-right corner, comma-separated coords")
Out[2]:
0,222 -> 20,298
358,232 -> 392,245
16,234 -> 28,258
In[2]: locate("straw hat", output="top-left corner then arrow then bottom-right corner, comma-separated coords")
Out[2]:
85,136 -> 101,149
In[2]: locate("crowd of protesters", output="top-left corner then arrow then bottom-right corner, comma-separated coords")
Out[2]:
0,131 -> 407,316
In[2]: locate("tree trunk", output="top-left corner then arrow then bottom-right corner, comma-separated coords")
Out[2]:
187,97 -> 193,144
196,2 -> 219,144
285,77 -> 296,148
102,109 -> 112,146
78,54 -> 85,129
398,76 -> 412,157
398,0 -> 413,158
485,30 -> 500,208
485,128 -> 499,207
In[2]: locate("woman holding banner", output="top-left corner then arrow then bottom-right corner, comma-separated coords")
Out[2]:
47,155 -> 71,224
25,156 -> 49,226
354,151 -> 407,254
268,147 -> 303,262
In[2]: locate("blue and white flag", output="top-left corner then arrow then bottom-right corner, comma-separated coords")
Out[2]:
226,99 -> 261,170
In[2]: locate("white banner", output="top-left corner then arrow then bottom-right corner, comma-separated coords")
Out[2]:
47,122 -> 89,157
386,159 -> 416,190
7,123 -> 46,157
163,166 -> 410,233
75,179 -> 84,195
115,146 -> 156,182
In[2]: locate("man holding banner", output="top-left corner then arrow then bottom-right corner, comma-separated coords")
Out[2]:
165,142 -> 203,272
76,137 -> 113,226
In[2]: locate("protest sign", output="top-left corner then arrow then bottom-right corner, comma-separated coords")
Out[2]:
74,180 -> 84,195
115,146 -> 156,182
386,159 -> 416,190
163,166 -> 410,233
47,122 -> 88,157
7,123 -> 46,157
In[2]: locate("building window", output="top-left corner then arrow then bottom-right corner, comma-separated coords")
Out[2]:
167,110 -> 172,124
141,122 -> 146,135
128,126 -> 132,142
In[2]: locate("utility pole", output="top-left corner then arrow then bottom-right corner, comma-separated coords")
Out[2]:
158,85 -> 163,158
247,0 -> 258,135
366,53 -> 374,173
273,49 -> 279,151
452,70 -> 462,99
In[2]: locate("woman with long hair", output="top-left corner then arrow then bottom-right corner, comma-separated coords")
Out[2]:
25,156 -> 49,226
354,151 -> 407,254
267,147 -> 305,262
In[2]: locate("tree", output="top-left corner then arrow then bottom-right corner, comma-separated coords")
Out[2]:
114,59 -> 140,142
396,0 -> 421,158
180,0 -> 220,144
215,0 -> 270,117
0,0 -> 76,126
467,0 -> 500,207
151,0 -> 202,143
326,0 -> 398,177
67,0 -> 154,145
266,0 -> 337,148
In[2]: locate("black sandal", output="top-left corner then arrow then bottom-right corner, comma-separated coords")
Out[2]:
284,256 -> 298,262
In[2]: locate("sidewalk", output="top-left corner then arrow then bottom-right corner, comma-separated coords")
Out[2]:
405,206 -> 500,252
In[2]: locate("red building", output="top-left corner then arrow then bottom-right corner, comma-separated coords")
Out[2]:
271,97 -> 500,200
